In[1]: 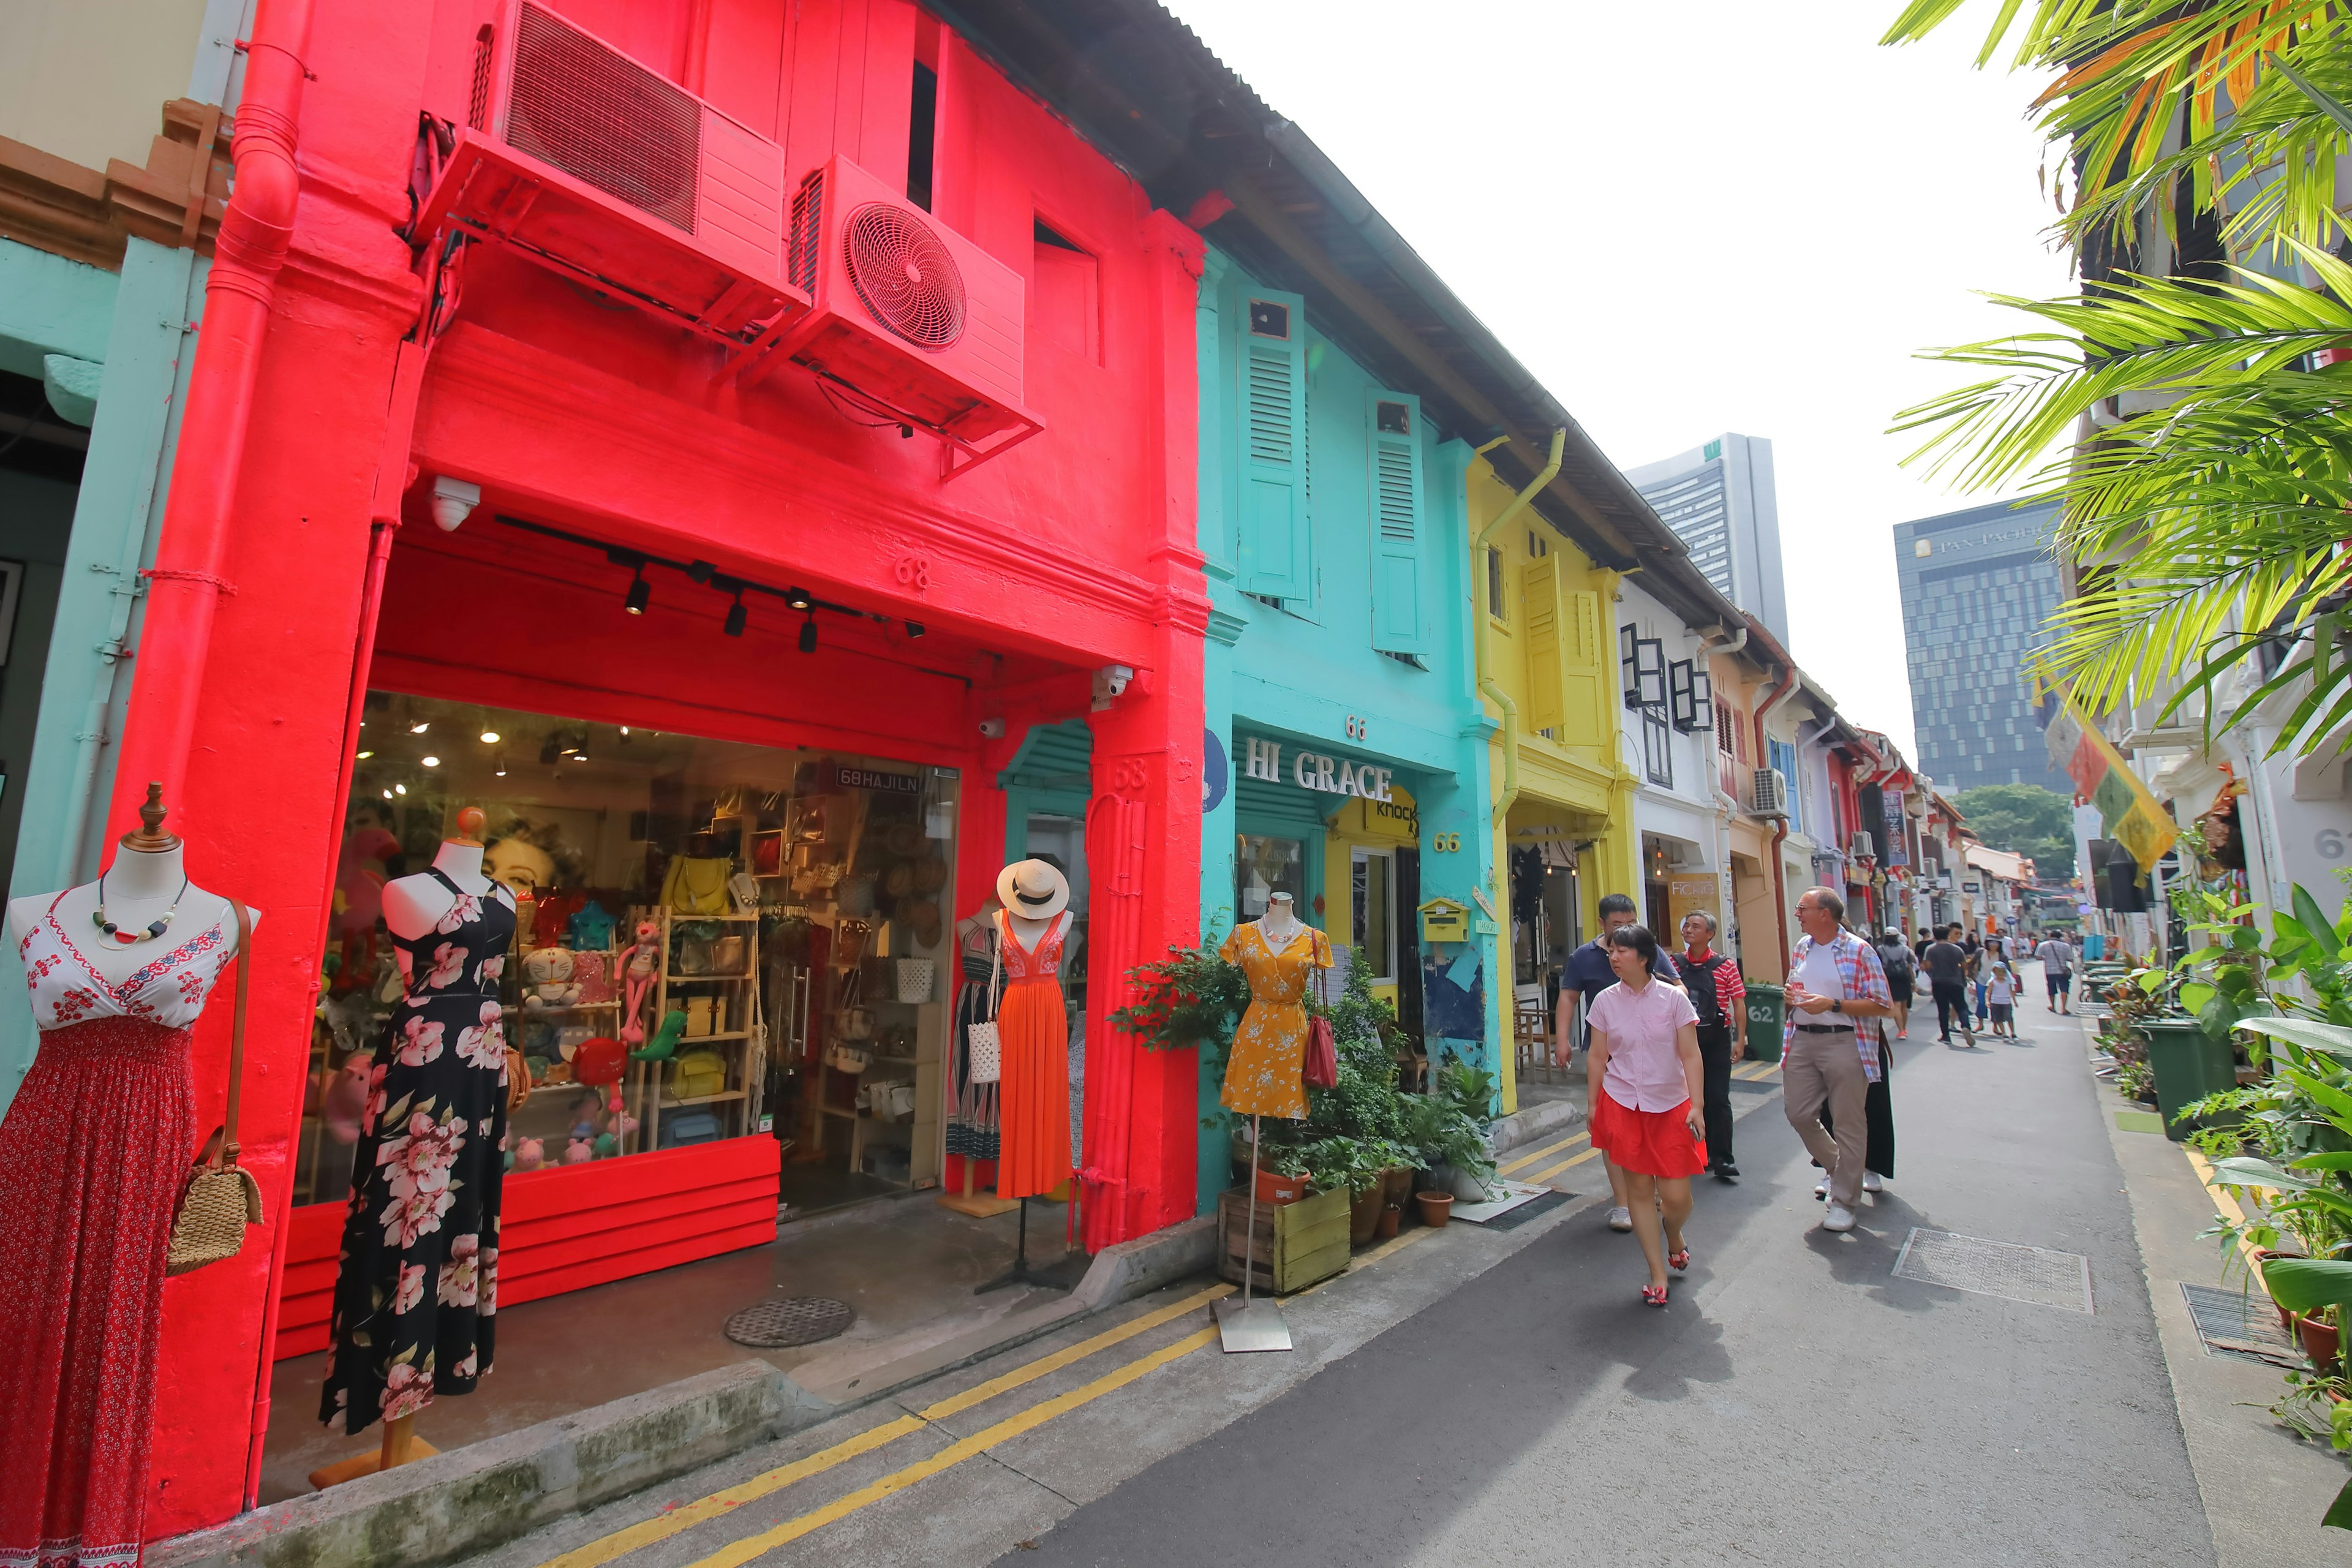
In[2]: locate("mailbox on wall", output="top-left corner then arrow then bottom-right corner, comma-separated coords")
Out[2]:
1419,897 -> 1470,943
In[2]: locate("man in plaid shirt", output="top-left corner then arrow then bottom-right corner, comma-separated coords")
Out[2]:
1782,887 -> 1893,1232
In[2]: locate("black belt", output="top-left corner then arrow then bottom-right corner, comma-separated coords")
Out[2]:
1792,1023 -> 1856,1034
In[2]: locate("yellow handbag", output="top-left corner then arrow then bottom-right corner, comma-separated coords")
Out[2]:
167,900 -> 263,1276
669,1049 -> 727,1101
662,856 -> 733,915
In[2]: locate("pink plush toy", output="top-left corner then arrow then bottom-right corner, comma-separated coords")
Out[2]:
322,1050 -> 373,1145
563,1136 -> 594,1165
619,921 -> 662,1046
512,1137 -> 545,1172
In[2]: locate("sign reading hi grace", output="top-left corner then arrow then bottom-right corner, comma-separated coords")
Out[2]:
1241,737 -> 1397,804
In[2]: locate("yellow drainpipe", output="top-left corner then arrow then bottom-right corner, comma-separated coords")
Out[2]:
1474,429 -> 1566,826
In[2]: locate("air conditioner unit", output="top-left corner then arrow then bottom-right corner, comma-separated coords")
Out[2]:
753,154 -> 1042,473
1748,767 -> 1789,818
413,2 -> 807,356
1848,832 -> 1877,860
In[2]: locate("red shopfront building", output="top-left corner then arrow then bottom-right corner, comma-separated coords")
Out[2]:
108,0 -> 1207,1536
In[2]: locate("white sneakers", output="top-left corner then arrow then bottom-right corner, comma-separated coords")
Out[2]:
1862,1171 -> 1885,1194
1814,1170 -> 1831,1198
1822,1203 -> 1857,1232
1607,1205 -> 1632,1232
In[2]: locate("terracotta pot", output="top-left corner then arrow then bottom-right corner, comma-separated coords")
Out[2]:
2299,1312 -> 2341,1372
1349,1182 -> 1384,1246
1376,1205 -> 1401,1238
1254,1165 -> 1310,1206
1381,1165 -> 1414,1209
1416,1190 -> 1453,1227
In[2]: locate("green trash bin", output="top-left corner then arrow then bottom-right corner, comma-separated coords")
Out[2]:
1745,983 -> 1784,1063
2141,1019 -> 2236,1142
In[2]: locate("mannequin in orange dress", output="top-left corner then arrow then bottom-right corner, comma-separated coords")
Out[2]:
978,860 -> 1074,1294
1217,893 -> 1333,1120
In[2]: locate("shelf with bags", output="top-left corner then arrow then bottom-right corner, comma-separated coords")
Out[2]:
663,971 -> 752,984
666,1090 -> 748,1107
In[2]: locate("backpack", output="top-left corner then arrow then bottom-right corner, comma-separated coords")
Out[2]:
1677,951 -> 1727,1029
1879,943 -> 1913,984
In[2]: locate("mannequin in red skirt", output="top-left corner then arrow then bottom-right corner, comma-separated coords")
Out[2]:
1583,924 -> 1707,1306
0,800 -> 252,1568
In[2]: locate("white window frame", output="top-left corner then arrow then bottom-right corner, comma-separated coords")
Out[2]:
1350,845 -> 1398,987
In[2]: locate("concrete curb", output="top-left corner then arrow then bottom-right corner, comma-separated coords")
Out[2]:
151,1215 -> 1218,1568
148,1361 -> 829,1568
1488,1095 -> 1583,1158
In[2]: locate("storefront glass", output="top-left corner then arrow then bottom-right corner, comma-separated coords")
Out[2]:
1235,833 -> 1305,921
293,690 -> 958,1209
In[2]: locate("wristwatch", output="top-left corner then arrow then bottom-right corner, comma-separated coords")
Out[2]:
1830,999 -> 1844,1015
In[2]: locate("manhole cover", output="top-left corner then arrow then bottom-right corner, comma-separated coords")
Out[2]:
725,1296 -> 855,1348
1891,1229 -> 2093,1314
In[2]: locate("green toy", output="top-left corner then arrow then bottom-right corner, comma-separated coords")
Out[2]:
594,1131 -> 619,1158
630,1008 -> 688,1062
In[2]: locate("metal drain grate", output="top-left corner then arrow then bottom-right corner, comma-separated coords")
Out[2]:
1891,1229 -> 2093,1314
725,1295 -> 855,1348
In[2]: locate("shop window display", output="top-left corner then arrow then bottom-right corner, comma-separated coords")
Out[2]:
294,692 -> 958,1210
1236,834 -> 1305,922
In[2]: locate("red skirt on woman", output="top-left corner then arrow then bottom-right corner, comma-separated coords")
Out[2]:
0,1018 -> 194,1568
1589,1088 -> 1708,1179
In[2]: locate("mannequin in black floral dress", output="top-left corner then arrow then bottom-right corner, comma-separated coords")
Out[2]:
319,827 -> 514,1441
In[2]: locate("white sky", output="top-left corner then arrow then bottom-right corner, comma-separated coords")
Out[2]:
1160,0 -> 2075,760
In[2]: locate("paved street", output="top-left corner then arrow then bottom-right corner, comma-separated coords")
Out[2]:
456,978 -> 2248,1568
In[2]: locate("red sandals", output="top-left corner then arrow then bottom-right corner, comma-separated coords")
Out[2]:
1641,1283 -> 1670,1307
1668,1247 -> 1691,1273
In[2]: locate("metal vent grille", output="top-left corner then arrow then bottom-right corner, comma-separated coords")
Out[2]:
724,1295 -> 855,1348
1245,345 -> 1294,466
787,168 -> 825,296
843,202 -> 965,347
1374,445 -> 1416,541
1891,1229 -> 2093,1314
468,25 -> 496,131
505,2 -> 699,234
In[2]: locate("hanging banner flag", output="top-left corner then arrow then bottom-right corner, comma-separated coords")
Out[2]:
2043,695 -> 2177,875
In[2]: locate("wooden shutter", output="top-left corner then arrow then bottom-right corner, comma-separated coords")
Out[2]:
1560,589 -> 1603,741
1367,390 -> 1429,654
1521,555 -> 1563,732
1238,291 -> 1308,603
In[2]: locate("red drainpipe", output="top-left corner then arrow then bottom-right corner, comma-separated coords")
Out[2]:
105,0 -> 313,839
1754,662 -> 1798,970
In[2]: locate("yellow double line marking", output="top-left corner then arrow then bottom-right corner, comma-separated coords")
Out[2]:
1497,1128 -> 1600,1188
544,1282 -> 1235,1568
1733,1059 -> 1780,1081
550,1224 -> 1445,1568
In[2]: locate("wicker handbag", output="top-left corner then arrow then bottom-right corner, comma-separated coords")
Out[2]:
167,900 -> 263,1276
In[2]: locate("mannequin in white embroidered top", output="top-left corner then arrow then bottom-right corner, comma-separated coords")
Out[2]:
0,783 -> 257,1568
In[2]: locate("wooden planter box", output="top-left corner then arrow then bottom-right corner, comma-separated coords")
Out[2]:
1217,1184 -> 1351,1295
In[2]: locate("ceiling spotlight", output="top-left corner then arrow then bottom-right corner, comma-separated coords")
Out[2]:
410,722 -> 430,734
619,726 -> 630,737
723,590 -> 747,638
785,586 -> 813,612
624,568 -> 650,616
688,559 -> 717,584
356,749 -> 374,760
494,753 -> 508,777
394,783 -> 408,796
905,620 -> 925,639
480,729 -> 500,744
381,788 -> 393,800
421,755 -> 441,768
798,611 -> 818,654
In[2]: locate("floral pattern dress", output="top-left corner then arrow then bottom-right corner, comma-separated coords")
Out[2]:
320,869 -> 514,1434
1216,922 -> 1332,1120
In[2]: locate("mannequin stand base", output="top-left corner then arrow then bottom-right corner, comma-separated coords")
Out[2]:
1214,1295 -> 1292,1354
307,1416 -> 435,1489
973,1195 -> 1077,1295
938,1190 -> 1020,1218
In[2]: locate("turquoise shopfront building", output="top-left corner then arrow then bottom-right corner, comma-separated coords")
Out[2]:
1194,244 -> 1498,1210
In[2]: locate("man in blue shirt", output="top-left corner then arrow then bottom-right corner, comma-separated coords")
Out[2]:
1553,892 -> 1682,1232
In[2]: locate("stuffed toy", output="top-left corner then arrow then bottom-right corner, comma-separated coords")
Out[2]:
619,922 -> 662,1045
571,1035 -> 626,1088
630,1008 -> 688,1063
562,1136 -> 594,1164
322,1050 -> 373,1144
512,1137 -> 545,1172
568,899 -> 618,953
522,946 -> 581,1009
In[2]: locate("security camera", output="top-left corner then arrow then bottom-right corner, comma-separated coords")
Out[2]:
978,717 -> 1006,739
1091,665 -> 1135,709
430,475 -> 481,532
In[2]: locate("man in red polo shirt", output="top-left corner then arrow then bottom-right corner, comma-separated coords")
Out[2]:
1675,911 -> 1747,1182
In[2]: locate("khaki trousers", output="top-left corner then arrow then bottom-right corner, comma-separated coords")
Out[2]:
1782,1031 -> 1870,1208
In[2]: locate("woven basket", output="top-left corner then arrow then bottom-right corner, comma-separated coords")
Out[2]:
895,958 -> 936,1003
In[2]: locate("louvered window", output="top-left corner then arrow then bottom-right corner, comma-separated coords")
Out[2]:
1367,391 -> 1428,655
1236,290 -> 1308,603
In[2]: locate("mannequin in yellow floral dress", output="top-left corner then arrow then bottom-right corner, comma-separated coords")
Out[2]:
1216,892 -> 1333,1121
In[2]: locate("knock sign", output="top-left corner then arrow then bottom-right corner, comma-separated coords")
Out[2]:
1240,737 -> 1395,803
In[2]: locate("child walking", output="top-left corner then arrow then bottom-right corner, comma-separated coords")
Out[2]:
1986,960 -> 2018,1038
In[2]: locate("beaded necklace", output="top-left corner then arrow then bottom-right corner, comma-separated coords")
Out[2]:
92,871 -> 190,945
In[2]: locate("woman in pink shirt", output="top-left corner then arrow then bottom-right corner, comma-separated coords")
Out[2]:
1585,924 -> 1708,1306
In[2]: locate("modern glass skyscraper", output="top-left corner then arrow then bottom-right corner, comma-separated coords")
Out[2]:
1626,434 -> 1789,644
1893,498 -> 2071,794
